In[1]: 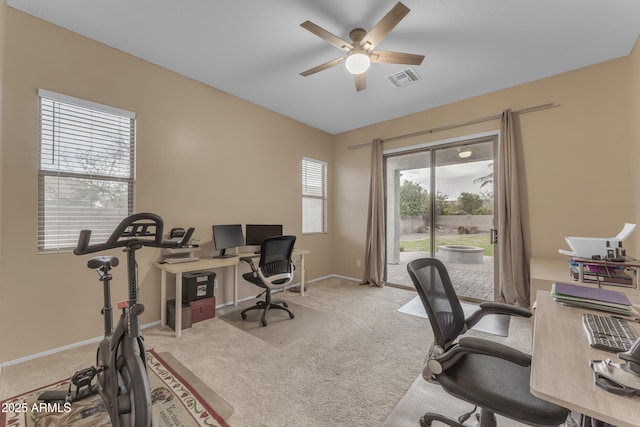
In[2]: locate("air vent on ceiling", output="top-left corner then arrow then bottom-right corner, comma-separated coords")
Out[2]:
387,68 -> 421,88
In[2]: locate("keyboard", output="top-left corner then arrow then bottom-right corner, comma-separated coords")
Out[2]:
582,313 -> 639,353
163,256 -> 199,264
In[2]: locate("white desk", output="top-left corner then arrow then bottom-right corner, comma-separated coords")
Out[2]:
531,291 -> 640,427
154,248 -> 309,337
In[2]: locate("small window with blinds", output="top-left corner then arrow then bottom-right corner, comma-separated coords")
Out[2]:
302,157 -> 327,234
38,89 -> 135,252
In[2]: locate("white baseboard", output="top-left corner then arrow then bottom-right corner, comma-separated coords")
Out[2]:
1,275 -> 362,368
0,320 -> 160,368
325,274 -> 361,283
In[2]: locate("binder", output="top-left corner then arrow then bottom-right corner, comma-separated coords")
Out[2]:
551,282 -> 634,315
553,282 -> 631,306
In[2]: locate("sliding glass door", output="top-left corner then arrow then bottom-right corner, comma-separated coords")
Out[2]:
385,136 -> 497,301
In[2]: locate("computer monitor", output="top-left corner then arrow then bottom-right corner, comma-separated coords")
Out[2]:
212,224 -> 244,258
245,224 -> 283,246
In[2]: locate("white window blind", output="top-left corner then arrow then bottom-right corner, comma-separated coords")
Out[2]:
302,157 -> 327,234
38,89 -> 136,252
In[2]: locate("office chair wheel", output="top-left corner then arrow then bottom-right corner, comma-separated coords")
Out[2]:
261,319 -> 268,327
241,312 -> 248,320
420,412 -> 464,427
289,312 -> 294,319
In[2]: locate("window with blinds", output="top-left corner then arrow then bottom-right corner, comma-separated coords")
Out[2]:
38,89 -> 135,252
302,157 -> 327,234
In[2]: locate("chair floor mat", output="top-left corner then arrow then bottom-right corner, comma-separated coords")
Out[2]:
398,296 -> 510,336
218,301 -> 331,346
382,375 -> 525,427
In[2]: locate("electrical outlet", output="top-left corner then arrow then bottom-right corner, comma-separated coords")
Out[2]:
356,260 -> 361,267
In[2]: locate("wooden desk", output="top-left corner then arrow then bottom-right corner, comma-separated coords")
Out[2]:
155,248 -> 309,338
531,291 -> 640,427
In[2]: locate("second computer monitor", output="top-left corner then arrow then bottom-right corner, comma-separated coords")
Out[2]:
212,224 -> 245,258
245,224 -> 283,246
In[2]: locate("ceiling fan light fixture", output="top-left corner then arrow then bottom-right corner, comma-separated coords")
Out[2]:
299,2 -> 421,90
345,51 -> 371,75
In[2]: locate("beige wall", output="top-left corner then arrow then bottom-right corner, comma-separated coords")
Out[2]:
332,50 -> 637,280
0,0 -> 6,349
2,5 -> 639,364
0,9 -> 333,362
631,38 -> 640,256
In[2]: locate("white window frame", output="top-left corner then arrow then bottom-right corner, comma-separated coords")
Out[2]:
302,157 -> 327,234
37,89 -> 136,252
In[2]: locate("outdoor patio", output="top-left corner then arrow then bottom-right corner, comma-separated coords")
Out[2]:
387,250 -> 495,301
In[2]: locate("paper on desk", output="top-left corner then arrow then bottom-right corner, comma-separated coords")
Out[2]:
616,223 -> 637,241
560,223 -> 637,258
558,249 -> 577,257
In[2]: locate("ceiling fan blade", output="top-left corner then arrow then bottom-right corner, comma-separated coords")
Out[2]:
354,73 -> 366,92
361,2 -> 410,50
370,50 -> 425,65
300,57 -> 345,77
300,21 -> 353,52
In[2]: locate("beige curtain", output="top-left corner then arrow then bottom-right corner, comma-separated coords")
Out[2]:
361,138 -> 385,287
497,109 -> 530,306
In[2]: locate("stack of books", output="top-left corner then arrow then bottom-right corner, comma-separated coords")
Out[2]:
551,282 -> 636,316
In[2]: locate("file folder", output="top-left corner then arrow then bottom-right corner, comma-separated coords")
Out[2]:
551,282 -> 634,315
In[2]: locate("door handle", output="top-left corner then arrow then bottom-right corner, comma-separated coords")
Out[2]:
490,228 -> 498,245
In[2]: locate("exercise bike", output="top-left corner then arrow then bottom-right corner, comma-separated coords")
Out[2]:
39,213 -> 193,427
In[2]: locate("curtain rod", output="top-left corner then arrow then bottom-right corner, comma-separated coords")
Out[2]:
347,102 -> 559,150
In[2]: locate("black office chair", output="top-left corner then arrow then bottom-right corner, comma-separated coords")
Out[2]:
240,235 -> 296,327
407,258 -> 569,427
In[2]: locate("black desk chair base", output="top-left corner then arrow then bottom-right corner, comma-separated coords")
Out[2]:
240,290 -> 294,326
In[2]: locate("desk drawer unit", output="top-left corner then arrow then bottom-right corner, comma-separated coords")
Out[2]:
190,296 -> 216,322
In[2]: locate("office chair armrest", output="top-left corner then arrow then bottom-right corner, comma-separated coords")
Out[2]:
464,301 -> 531,330
480,301 -> 532,317
458,337 -> 531,366
240,256 -> 258,274
428,337 -> 531,377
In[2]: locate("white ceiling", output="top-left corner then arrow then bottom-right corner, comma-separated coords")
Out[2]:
7,0 -> 640,134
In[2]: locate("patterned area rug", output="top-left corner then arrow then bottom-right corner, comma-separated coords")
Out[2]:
0,349 -> 232,427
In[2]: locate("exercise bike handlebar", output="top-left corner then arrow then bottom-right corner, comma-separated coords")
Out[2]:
74,212 -> 195,255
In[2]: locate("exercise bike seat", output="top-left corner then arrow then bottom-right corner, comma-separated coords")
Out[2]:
87,256 -> 119,269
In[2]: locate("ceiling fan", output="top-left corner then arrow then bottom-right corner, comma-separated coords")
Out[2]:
299,2 -> 425,92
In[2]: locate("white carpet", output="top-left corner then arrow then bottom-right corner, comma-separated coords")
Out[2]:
398,296 -> 510,336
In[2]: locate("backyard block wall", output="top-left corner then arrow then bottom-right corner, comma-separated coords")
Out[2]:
400,215 -> 494,235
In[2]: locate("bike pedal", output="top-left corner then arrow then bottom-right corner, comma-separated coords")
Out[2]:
38,390 -> 71,403
71,366 -> 98,387
68,366 -> 99,402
